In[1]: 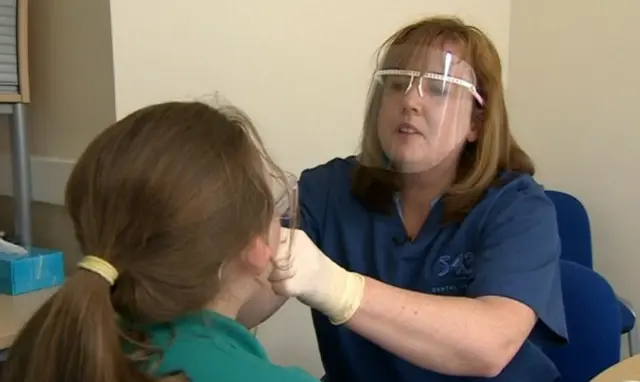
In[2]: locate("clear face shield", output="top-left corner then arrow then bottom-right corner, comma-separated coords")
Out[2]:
359,48 -> 484,173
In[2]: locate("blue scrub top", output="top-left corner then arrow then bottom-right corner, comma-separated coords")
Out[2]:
297,157 -> 567,382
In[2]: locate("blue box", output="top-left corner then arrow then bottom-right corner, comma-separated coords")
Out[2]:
0,248 -> 65,295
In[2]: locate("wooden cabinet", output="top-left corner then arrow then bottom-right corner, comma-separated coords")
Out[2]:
0,0 -> 28,103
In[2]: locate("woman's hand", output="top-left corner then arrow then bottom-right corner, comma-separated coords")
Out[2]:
269,228 -> 365,325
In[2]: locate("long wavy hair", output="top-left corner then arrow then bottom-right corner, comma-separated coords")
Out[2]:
352,16 -> 534,222
1,101 -> 297,382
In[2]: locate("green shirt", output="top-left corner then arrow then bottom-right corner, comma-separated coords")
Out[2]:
139,310 -> 318,382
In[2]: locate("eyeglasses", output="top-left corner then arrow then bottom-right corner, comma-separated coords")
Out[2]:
374,69 -> 485,106
272,171 -> 298,219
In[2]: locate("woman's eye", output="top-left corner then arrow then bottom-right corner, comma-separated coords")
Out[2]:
384,76 -> 411,92
424,79 -> 449,96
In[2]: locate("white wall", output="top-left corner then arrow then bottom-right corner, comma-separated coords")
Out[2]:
508,0 -> 640,318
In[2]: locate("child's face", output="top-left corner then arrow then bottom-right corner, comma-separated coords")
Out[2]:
267,216 -> 282,256
252,216 -> 281,284
255,169 -> 294,280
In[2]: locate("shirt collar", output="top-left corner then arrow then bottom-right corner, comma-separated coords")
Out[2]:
171,310 -> 268,359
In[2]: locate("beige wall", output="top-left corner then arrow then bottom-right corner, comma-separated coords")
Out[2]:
109,0 -> 511,175
508,0 -> 640,301
0,0 -> 116,158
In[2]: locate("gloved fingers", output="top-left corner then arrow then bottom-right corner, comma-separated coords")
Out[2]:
268,260 -> 295,282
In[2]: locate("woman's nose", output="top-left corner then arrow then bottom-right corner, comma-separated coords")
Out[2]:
402,85 -> 423,115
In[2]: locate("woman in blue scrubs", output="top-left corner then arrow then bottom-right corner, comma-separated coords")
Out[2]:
241,15 -> 567,382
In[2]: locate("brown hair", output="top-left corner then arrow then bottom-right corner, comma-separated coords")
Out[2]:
352,16 -> 534,222
1,101 -> 294,382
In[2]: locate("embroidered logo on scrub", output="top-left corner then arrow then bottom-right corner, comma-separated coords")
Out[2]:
437,252 -> 475,277
431,252 -> 475,295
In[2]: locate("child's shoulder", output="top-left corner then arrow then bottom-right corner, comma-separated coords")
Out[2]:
152,335 -> 319,382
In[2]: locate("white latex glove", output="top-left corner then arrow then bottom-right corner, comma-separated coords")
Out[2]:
269,228 -> 366,325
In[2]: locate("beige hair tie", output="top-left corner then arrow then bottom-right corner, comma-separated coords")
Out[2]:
77,255 -> 119,286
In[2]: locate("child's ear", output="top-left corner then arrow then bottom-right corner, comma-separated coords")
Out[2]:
242,236 -> 273,275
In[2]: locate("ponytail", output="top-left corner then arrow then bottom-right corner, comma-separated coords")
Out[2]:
1,269 -> 183,382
